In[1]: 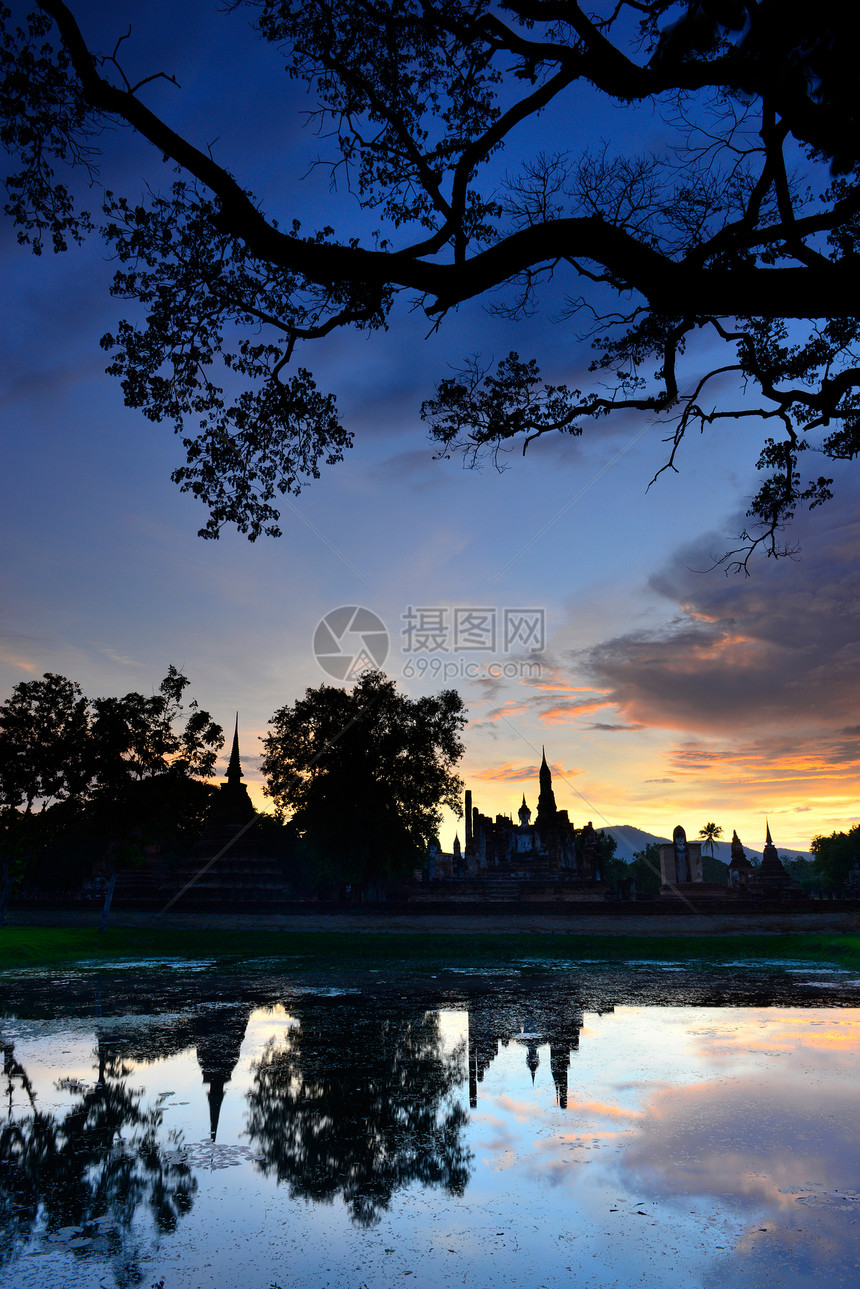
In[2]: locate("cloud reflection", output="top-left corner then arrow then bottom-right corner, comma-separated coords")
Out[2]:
622,1069 -> 860,1283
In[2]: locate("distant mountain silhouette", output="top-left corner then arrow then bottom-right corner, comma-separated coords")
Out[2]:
604,825 -> 812,865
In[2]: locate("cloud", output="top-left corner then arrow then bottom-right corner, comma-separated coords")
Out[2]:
666,729 -> 860,786
471,762 -> 538,783
101,648 -> 144,668
523,679 -> 595,694
538,699 -> 614,724
587,722 -> 646,732
621,1072 -> 860,1278
0,630 -> 52,678
476,700 -> 533,725
472,761 -> 582,783
466,675 -> 507,703
0,647 -> 35,673
580,477 -> 860,740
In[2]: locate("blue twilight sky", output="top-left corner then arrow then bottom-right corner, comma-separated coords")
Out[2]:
1,0 -> 858,853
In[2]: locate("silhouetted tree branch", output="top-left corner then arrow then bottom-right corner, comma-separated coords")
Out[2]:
2,2 -> 859,556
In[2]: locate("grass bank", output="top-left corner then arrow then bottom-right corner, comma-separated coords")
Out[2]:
2,925 -> 860,972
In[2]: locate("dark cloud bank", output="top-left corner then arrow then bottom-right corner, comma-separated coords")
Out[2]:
580,473 -> 860,743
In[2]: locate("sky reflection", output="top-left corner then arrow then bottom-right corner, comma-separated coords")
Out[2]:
1,975 -> 858,1288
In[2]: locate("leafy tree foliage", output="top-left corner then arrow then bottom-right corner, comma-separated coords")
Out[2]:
260,669 -> 465,889
573,823 -> 616,873
2,3 -> 860,560
701,851 -> 728,886
810,824 -> 860,893
0,672 -> 89,813
246,999 -> 471,1225
604,841 -> 662,896
630,841 -> 663,896
782,852 -> 820,895
0,673 -> 90,910
0,666 -> 222,901
0,1041 -> 196,1279
606,838 -> 728,894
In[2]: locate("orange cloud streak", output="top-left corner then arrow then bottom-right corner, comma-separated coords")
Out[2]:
470,761 -> 583,783
538,700 -> 615,725
0,648 -> 35,672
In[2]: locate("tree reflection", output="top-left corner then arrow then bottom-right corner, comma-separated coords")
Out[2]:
0,1040 -> 196,1286
246,1004 -> 472,1225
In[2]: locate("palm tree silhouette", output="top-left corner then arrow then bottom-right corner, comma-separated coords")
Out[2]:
698,822 -> 723,857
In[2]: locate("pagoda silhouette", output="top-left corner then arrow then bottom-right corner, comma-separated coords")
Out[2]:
164,716 -> 294,907
203,714 -> 256,836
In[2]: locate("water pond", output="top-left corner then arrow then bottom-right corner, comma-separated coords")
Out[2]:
1,957 -> 859,1288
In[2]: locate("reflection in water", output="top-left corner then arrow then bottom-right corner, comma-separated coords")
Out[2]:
194,1009 -> 251,1141
246,1003 -> 471,1224
0,1039 -> 196,1286
92,1005 -> 255,1144
464,994 -> 592,1108
1,966 -> 859,1288
623,1061 -> 860,1285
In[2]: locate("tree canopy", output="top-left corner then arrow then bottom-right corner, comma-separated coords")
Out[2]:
0,665 -> 222,811
260,669 -> 465,888
0,1041 -> 196,1277
0,667 -> 222,897
628,841 -> 662,896
246,999 -> 470,1225
0,672 -> 89,814
810,825 -> 860,893
3,2 -> 860,562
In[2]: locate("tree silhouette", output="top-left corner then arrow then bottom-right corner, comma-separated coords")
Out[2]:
630,842 -> 663,896
245,1001 -> 472,1225
698,821 -> 723,857
2,3 -> 859,560
261,669 -> 465,889
0,673 -> 91,920
0,667 -> 222,916
810,824 -> 860,892
0,1040 -> 196,1287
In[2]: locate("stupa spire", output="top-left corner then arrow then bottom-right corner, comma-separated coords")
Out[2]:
226,713 -> 243,785
537,746 -> 557,821
759,818 -> 790,883
207,1079 -> 226,1142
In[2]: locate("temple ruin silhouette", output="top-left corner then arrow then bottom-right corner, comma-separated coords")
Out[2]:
72,727 -> 818,912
